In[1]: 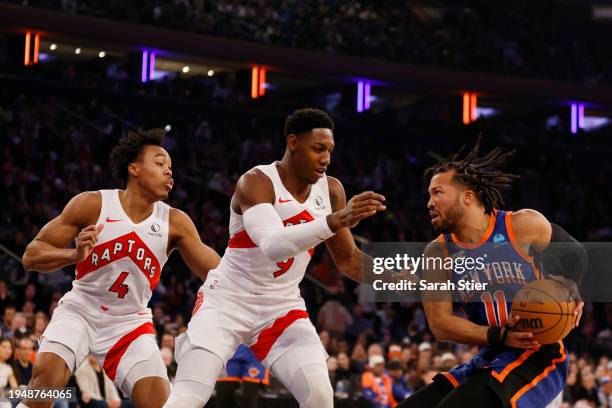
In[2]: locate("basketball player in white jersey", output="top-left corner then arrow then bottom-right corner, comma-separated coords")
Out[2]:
164,108 -> 387,408
20,128 -> 220,408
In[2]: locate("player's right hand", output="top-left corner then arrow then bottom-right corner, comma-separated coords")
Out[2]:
328,191 -> 386,231
504,314 -> 540,349
72,224 -> 104,263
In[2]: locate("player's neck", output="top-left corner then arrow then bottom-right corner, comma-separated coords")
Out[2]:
452,209 -> 491,243
276,157 -> 311,201
118,188 -> 156,224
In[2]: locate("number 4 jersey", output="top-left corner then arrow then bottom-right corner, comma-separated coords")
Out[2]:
205,162 -> 332,299
64,189 -> 170,315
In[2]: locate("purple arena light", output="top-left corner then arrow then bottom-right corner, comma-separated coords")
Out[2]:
149,52 -> 156,81
357,81 -> 364,113
570,103 -> 577,134
578,104 -> 585,129
141,50 -> 149,83
364,82 -> 371,110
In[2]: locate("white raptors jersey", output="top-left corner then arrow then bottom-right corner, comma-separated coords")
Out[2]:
65,189 -> 170,315
206,162 -> 332,298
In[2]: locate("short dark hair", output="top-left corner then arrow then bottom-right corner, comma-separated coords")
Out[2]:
284,108 -> 334,137
425,137 -> 518,214
110,128 -> 165,184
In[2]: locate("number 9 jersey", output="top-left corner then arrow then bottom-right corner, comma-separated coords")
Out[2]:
205,161 -> 332,299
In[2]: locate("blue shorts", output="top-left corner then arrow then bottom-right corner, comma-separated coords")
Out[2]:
438,342 -> 568,408
218,345 -> 269,384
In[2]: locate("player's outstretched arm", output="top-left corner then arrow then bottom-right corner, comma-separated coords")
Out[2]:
324,176 -> 387,282
22,191 -> 103,272
169,209 -> 221,281
235,170 -> 385,262
422,241 -> 539,348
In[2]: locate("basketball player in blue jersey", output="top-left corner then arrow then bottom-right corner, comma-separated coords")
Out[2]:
398,139 -> 586,408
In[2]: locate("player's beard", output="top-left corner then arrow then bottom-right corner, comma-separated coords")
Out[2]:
434,198 -> 463,234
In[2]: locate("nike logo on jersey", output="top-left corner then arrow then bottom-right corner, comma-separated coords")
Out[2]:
106,217 -> 122,223
278,198 -> 293,203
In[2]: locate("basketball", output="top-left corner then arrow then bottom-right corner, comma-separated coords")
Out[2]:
511,279 -> 576,344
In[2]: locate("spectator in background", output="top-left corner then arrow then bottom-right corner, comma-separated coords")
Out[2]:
362,355 -> 397,408
0,306 -> 15,338
9,312 -> 27,340
351,342 -> 368,373
335,352 -> 352,382
319,330 -> 331,354
316,295 -> 353,336
32,312 -> 48,339
327,355 -> 338,383
21,283 -> 37,310
75,355 -> 124,408
333,352 -> 357,400
160,332 -> 175,351
570,368 -> 600,407
0,338 -> 17,388
387,360 -> 412,402
160,347 -> 176,385
0,281 -> 14,312
347,303 -> 374,340
440,352 -> 458,372
599,375 -> 612,407
416,342 -> 432,373
22,301 -> 35,329
12,337 -> 34,385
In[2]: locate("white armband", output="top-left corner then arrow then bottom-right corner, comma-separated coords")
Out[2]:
243,203 -> 335,262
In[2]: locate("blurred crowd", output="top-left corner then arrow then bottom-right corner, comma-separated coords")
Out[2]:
3,0 -> 612,85
1,53 -> 612,407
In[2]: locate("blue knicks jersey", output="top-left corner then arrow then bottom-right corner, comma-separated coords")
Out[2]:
441,210 -> 542,327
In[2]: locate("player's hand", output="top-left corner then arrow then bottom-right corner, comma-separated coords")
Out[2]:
327,191 -> 386,231
72,224 -> 104,263
547,275 -> 583,328
504,314 -> 540,349
573,300 -> 584,328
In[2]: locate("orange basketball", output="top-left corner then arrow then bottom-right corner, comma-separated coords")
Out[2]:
510,278 -> 575,344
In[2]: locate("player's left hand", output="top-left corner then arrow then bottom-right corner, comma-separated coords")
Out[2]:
573,300 -> 584,328
547,275 -> 583,328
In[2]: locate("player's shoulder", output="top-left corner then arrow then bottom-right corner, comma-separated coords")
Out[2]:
326,176 -> 345,203
237,167 -> 273,190
425,236 -> 447,256
168,207 -> 192,228
510,208 -> 550,229
61,191 -> 101,225
509,208 -> 552,244
326,176 -> 344,191
67,191 -> 101,212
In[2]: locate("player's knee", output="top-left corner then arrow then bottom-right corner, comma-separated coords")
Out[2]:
304,376 -> 333,408
163,380 -> 212,408
291,366 -> 333,408
162,393 -> 206,408
31,353 -> 71,387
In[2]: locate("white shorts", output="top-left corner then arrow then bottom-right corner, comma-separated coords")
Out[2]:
39,293 -> 168,395
183,284 -> 327,369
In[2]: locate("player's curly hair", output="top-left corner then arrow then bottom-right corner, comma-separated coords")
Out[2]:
284,108 -> 334,137
425,136 -> 519,214
110,128 -> 165,184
